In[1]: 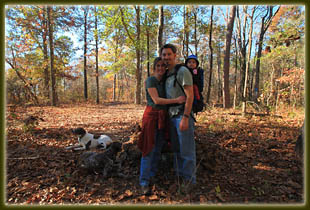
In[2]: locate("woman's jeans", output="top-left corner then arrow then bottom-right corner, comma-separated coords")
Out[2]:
139,129 -> 165,187
170,114 -> 196,184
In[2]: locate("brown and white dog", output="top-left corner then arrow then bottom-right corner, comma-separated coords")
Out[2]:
66,128 -> 113,151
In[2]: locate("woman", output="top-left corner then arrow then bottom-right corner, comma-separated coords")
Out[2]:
138,57 -> 185,195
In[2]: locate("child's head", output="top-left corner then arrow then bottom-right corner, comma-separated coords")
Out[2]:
185,55 -> 199,69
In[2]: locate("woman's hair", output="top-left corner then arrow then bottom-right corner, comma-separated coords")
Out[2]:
153,57 -> 162,71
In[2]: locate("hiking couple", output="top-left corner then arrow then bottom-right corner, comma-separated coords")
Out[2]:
138,43 -> 204,195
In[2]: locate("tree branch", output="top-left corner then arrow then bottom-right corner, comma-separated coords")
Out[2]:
119,6 -> 135,44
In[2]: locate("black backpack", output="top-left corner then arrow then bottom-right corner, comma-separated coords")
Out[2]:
168,64 -> 205,114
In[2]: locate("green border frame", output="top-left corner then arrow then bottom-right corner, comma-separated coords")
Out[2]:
1,0 -> 308,209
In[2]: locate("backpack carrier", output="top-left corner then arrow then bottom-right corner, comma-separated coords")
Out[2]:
168,64 -> 205,116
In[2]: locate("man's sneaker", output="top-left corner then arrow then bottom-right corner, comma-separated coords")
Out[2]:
141,185 -> 150,195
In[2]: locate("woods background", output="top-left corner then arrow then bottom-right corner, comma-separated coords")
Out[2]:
3,4 -> 306,204
5,5 -> 305,113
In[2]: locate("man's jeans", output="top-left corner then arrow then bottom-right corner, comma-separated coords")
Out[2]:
170,114 -> 196,184
139,129 -> 165,187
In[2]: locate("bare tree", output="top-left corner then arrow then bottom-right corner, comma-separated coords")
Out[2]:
242,6 -> 257,115
253,6 -> 280,102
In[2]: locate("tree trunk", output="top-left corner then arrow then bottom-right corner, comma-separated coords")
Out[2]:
83,7 -> 89,101
236,6 -> 247,101
185,6 -> 189,58
135,6 -> 141,104
95,6 -> 99,104
217,45 -> 222,103
118,72 -> 124,101
146,13 -> 150,77
182,6 -> 189,59
223,6 -> 236,108
147,30 -> 150,77
113,35 -> 119,102
194,10 -> 198,56
120,6 -> 142,104
47,6 -> 57,106
182,6 -> 186,59
206,6 -> 214,104
242,6 -> 256,116
254,6 -> 280,102
233,35 -> 238,109
267,64 -> 275,107
42,6 -> 50,100
157,5 -> 164,56
113,74 -> 116,101
249,44 -> 258,100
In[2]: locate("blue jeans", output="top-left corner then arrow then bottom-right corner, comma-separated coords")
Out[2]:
139,129 -> 165,187
170,114 -> 196,184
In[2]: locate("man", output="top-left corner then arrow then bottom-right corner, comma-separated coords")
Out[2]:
160,43 -> 196,190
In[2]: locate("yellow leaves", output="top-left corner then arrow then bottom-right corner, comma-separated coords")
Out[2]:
214,185 -> 225,202
124,189 -> 133,197
49,186 -> 59,193
148,194 -> 159,201
117,190 -> 133,200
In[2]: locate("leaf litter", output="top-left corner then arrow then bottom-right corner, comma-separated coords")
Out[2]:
5,103 -> 304,205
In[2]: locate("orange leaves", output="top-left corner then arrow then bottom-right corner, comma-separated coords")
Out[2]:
276,67 -> 304,85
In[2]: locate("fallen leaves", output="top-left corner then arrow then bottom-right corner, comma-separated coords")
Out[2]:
5,103 -> 304,205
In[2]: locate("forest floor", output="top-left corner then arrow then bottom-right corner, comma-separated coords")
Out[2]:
5,102 -> 305,206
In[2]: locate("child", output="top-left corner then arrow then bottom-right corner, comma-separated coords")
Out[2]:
185,55 -> 204,114
185,55 -> 204,92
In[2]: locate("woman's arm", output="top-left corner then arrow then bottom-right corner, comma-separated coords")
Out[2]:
148,87 -> 185,105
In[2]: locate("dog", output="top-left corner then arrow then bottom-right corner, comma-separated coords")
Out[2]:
66,128 -> 113,151
78,141 -> 126,177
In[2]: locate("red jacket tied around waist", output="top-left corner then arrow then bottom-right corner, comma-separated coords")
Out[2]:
138,106 -> 168,157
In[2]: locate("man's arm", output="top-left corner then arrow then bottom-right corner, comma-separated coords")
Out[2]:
179,84 -> 194,131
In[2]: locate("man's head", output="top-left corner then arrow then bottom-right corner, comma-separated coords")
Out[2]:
160,44 -> 177,70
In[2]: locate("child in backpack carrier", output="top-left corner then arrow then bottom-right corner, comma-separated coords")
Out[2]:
185,55 -> 205,113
